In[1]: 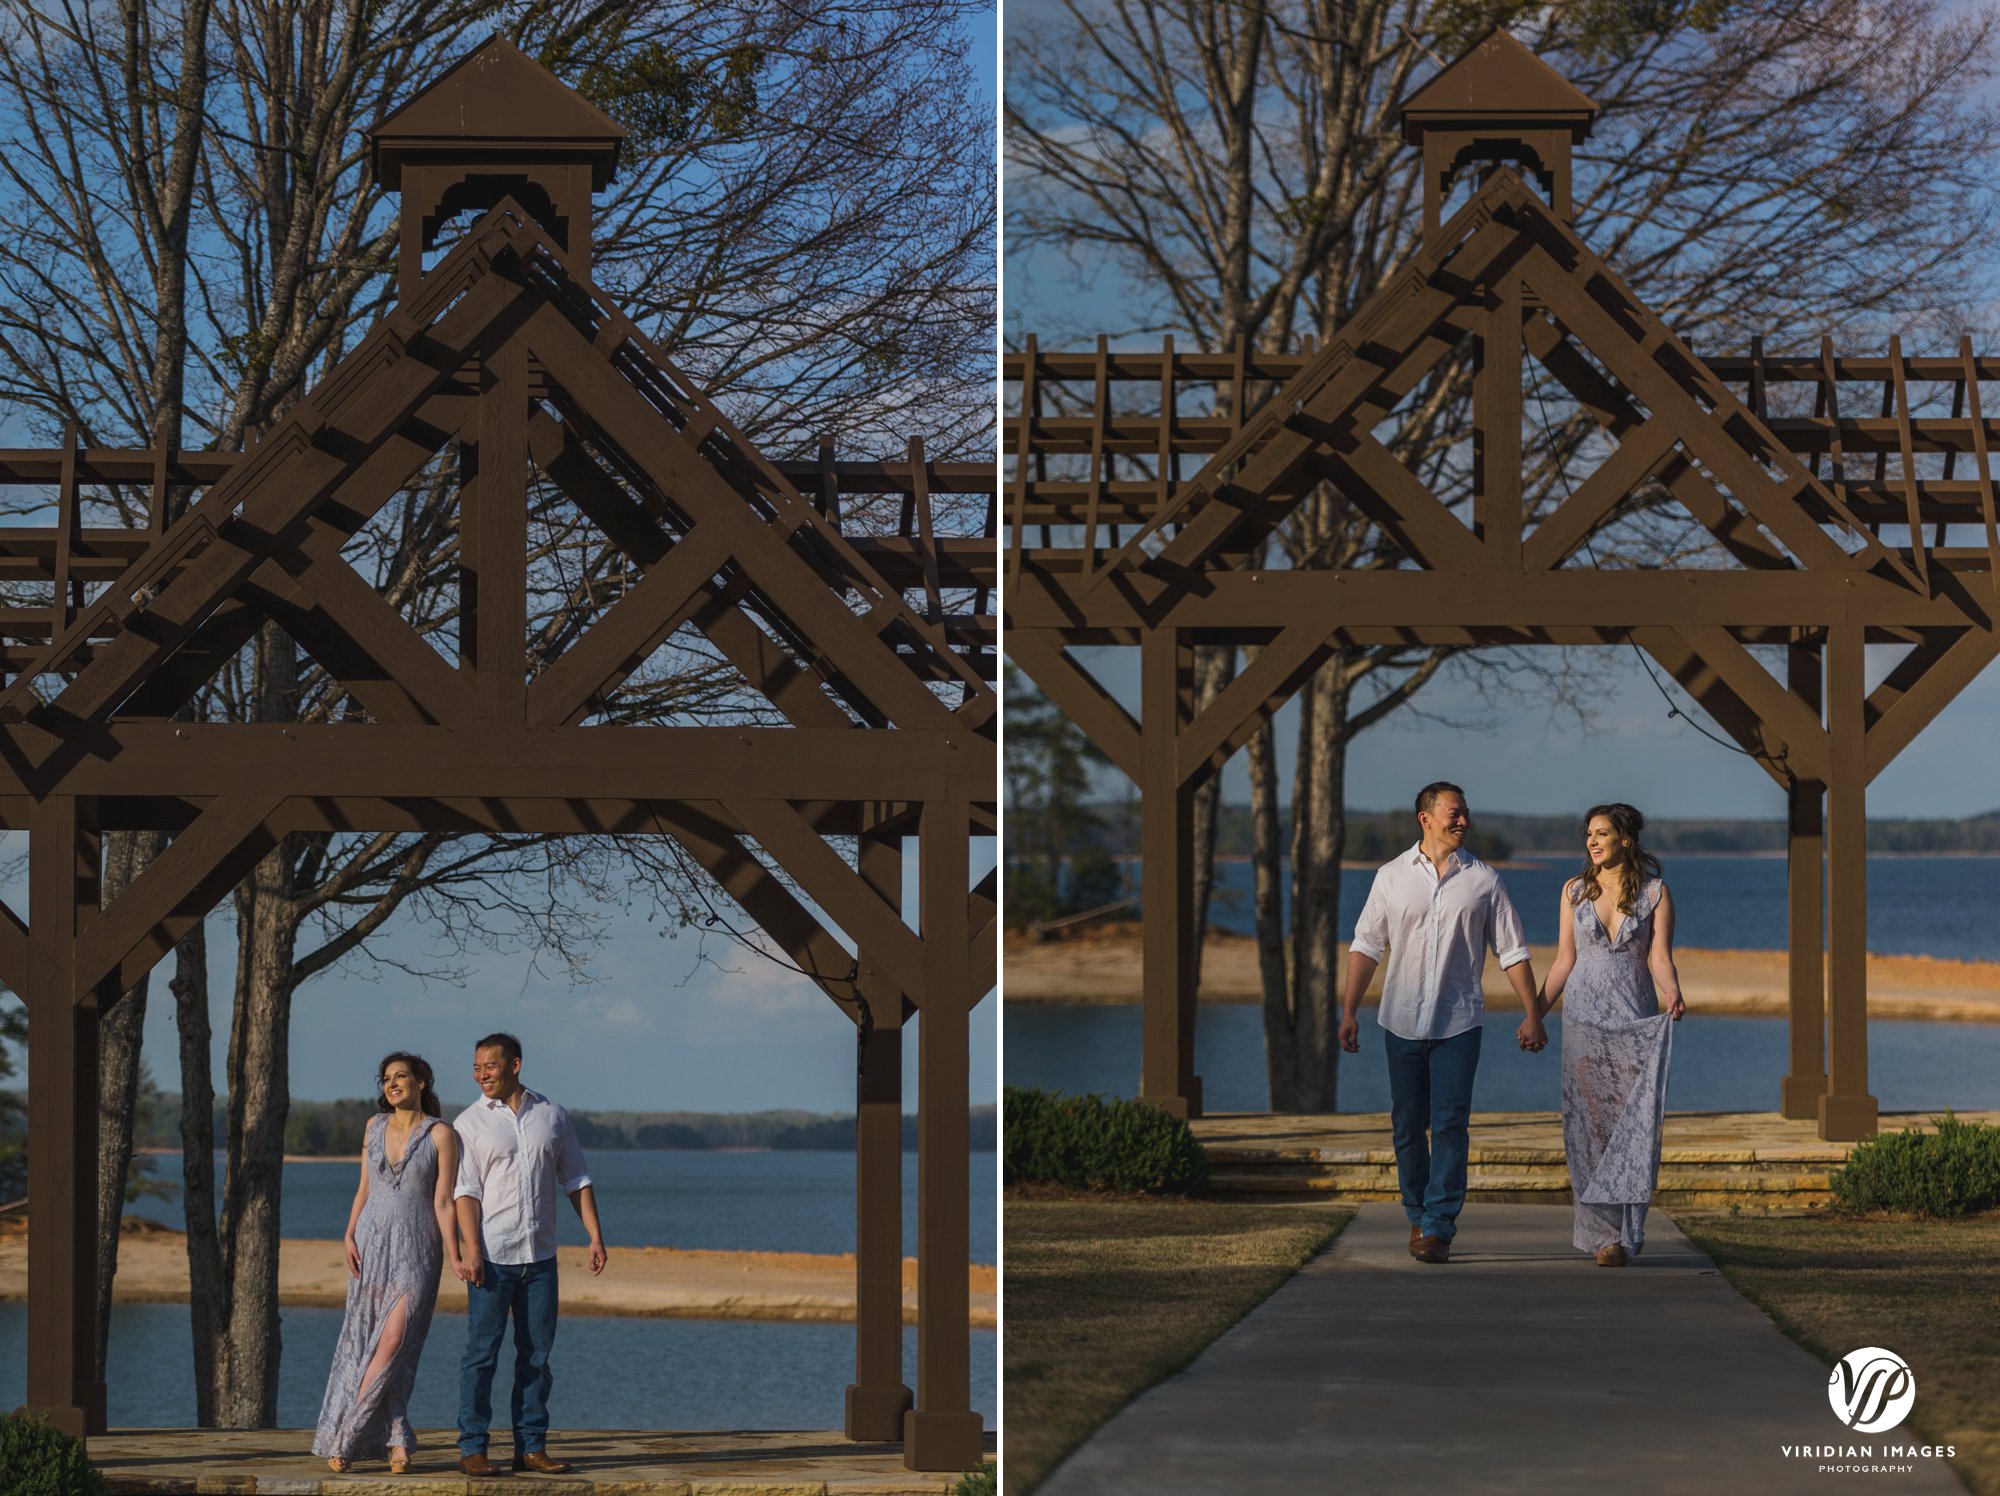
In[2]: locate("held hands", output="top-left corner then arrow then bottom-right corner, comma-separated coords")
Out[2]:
1516,1014 -> 1548,1053
1337,1015 -> 1360,1054
588,1239 -> 608,1276
456,1251 -> 485,1288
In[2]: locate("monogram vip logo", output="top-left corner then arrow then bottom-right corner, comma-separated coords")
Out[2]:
1828,1347 -> 1916,1433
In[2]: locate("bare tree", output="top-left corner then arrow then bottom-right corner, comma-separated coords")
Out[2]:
0,0 -> 991,1423
1007,0 -> 2000,1109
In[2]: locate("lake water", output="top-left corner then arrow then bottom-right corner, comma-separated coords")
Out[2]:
1005,1006 -> 2000,1114
129,1149 -> 997,1266
0,1149 -> 998,1430
0,1305 -> 996,1430
1199,853 -> 2000,960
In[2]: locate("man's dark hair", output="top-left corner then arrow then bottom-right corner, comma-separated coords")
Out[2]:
474,1031 -> 523,1065
1415,781 -> 1466,817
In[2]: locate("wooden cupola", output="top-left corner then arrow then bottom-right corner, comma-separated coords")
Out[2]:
1400,28 -> 1598,248
367,35 -> 626,299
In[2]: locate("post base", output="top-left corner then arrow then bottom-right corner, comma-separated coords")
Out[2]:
16,1404 -> 87,1439
901,1410 -> 985,1471
1140,1076 -> 1203,1121
1780,1073 -> 1827,1120
1818,1091 -> 1879,1142
845,1382 -> 913,1442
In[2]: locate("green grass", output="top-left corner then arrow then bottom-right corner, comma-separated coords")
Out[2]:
1681,1211 -> 2000,1495
1003,1191 -> 1351,1495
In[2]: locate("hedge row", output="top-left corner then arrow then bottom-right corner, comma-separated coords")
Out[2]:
1830,1112 -> 2000,1217
1003,1086 -> 1209,1194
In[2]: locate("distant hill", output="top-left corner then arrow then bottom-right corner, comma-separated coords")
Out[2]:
1082,804 -> 2000,858
131,1096 -> 998,1156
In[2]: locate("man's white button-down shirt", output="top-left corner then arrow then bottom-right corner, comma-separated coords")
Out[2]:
1351,842 -> 1531,1042
453,1087 -> 591,1266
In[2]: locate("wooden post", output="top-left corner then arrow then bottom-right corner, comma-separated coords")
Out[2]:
1781,633 -> 1827,1119
1821,625 -> 1878,1139
25,797 -> 102,1437
1140,629 -> 1200,1118
903,800 -> 983,1471
846,826 -> 913,1442
1475,273 -> 1524,569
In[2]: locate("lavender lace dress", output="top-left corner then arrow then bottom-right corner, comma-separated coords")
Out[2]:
1559,877 -> 1675,1254
311,1115 -> 446,1459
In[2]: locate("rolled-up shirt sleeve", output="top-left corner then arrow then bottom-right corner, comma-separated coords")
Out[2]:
1489,879 -> 1532,969
1350,870 -> 1391,962
452,1118 -> 484,1201
555,1107 -> 591,1194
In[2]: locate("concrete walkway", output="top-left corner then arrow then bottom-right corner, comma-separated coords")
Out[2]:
1041,1203 -> 1968,1495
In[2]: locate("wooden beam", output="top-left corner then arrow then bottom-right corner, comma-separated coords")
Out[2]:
72,793 -> 283,1002
1175,618 -> 1333,787
724,797 -> 928,1003
1002,631 -> 1142,783
526,527 -> 730,727
474,335 -> 529,725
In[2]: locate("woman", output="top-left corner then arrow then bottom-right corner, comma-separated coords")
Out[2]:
313,1052 -> 463,1473
1533,804 -> 1686,1266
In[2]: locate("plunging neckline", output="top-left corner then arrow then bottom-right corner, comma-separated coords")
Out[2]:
378,1115 -> 430,1183
1586,876 -> 1649,946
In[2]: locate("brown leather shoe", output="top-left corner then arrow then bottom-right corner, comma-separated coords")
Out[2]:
1415,1234 -> 1450,1263
459,1451 -> 505,1477
1409,1223 -> 1425,1257
513,1451 -> 574,1474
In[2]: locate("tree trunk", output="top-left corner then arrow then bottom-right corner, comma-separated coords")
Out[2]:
1186,643 -> 1237,990
1270,659 -> 1349,1112
172,922 -> 221,1428
1248,714 -> 1292,1107
204,619 -> 303,1427
211,835 -> 300,1426
93,829 -> 168,1379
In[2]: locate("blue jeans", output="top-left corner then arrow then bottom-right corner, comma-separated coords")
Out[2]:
1383,1025 -> 1483,1242
458,1256 -> 558,1455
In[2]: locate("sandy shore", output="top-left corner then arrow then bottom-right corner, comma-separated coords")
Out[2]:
1004,928 -> 2000,1023
0,1221 -> 995,1328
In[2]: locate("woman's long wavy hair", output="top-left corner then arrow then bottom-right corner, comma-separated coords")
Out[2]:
375,1051 -> 441,1118
1573,803 -> 1664,916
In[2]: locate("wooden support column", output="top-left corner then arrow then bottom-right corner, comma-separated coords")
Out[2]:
903,800 -> 984,1471
1140,629 -> 1200,1118
1782,634 -> 1827,1119
1821,625 -> 1878,1140
1475,272 -> 1524,569
25,797 -> 103,1437
847,824 -> 913,1442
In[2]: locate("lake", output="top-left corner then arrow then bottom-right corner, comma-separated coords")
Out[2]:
0,1306 -> 996,1430
1005,1005 -> 2000,1114
129,1149 -> 997,1265
3,1149 -> 998,1430
1199,852 -> 2000,960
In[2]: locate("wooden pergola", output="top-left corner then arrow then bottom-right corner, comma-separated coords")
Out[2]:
14,38 -> 995,1472
1003,31 -> 1999,1143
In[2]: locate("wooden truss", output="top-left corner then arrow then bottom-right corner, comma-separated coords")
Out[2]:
1004,31 -> 1998,1144
13,39 -> 994,1472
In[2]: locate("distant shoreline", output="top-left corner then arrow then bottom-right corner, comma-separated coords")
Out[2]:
136,1146 -> 1002,1164
0,1222 -> 995,1327
1003,931 -> 2000,1024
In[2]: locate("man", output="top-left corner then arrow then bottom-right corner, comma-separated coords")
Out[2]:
1338,783 -> 1544,1264
452,1032 -> 608,1476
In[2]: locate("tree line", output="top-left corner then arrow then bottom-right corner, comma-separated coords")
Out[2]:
94,1094 -> 1001,1156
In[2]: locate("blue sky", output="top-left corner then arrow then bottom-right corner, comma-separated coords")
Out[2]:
1002,7 -> 2000,825
0,10 -> 1003,1116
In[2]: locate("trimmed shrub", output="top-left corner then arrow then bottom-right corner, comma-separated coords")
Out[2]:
1003,1086 -> 1209,1194
951,1464 -> 996,1496
1829,1112 -> 2000,1217
0,1412 -> 106,1496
